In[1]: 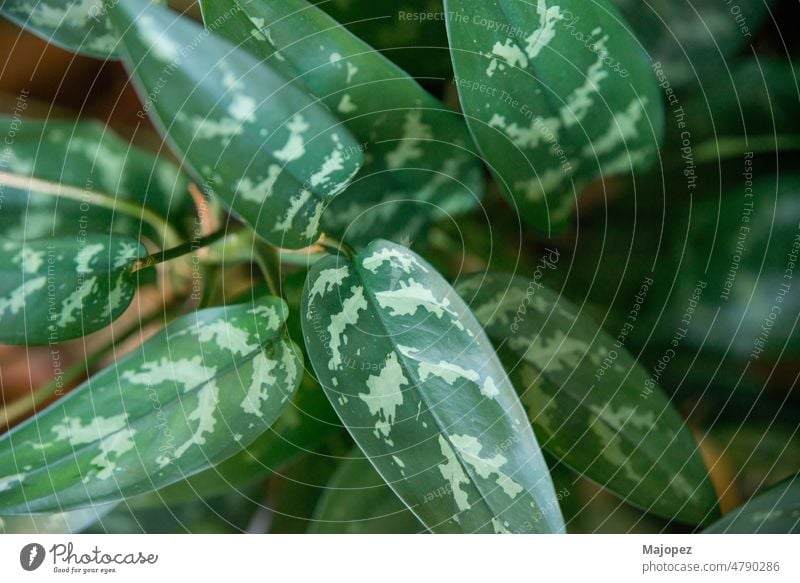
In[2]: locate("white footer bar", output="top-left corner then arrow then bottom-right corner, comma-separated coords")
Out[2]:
1,535 -> 796,582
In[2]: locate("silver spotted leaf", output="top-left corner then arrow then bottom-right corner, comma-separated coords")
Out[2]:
0,235 -> 145,345
108,0 -> 364,249
0,0 -> 142,58
456,272 -> 719,525
704,474 -> 799,534
444,0 -> 663,234
301,240 -> 565,533
200,0 -> 483,246
0,298 -> 301,513
0,116 -> 193,242
155,369 -> 341,504
310,451 -> 422,534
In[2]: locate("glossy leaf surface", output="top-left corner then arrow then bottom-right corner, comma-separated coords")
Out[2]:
705,474 -> 800,534
109,0 -> 364,248
201,0 -> 483,245
456,272 -> 719,525
0,299 -> 301,513
301,239 -> 565,533
444,0 -> 663,233
0,235 -> 145,344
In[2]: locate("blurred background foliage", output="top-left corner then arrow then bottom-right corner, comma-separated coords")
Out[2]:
0,0 -> 798,533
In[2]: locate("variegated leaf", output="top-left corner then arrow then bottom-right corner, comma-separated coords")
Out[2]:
456,272 -> 719,525
0,298 -> 301,513
108,0 -> 364,249
704,474 -> 800,534
444,0 -> 663,234
0,0 -> 137,58
200,0 -> 483,246
301,240 -> 565,533
0,116 -> 193,242
0,235 -> 145,345
155,369 -> 340,503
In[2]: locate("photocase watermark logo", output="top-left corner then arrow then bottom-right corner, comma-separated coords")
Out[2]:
19,543 -> 46,571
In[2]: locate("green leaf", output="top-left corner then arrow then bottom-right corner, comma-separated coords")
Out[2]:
683,59 -> 800,159
108,0 -> 364,249
0,298 -> 301,514
0,235 -> 145,345
455,272 -> 719,525
319,0 -> 453,82
704,474 -> 800,534
310,451 -> 422,534
661,172 -> 800,360
613,0 -> 776,87
155,369 -> 341,504
0,116 -> 193,242
301,239 -> 565,533
1,504 -> 116,534
444,0 -> 663,234
201,0 -> 483,246
0,0 -> 133,59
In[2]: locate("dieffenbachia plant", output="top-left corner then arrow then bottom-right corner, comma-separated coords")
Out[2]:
8,0 -> 792,535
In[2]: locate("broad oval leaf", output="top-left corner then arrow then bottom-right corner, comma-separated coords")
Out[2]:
310,450 -> 422,534
455,272 -> 719,525
0,116 -> 193,242
704,474 -> 800,534
444,0 -> 663,234
301,240 -> 565,533
0,235 -> 145,345
201,0 -> 484,246
0,298 -> 301,514
108,0 -> 364,249
0,0 -> 134,59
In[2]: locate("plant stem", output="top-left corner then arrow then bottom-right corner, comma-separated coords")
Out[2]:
694,134 -> 800,165
318,234 -> 355,259
132,230 -> 227,272
253,241 -> 283,298
0,171 -> 182,248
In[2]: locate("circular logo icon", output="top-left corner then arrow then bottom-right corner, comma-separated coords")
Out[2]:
19,543 -> 46,571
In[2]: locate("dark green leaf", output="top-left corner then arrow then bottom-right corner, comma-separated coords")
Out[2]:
319,0 -> 453,82
301,239 -> 565,533
704,474 -> 800,534
201,0 -> 483,246
0,235 -> 145,345
0,116 -> 193,242
444,0 -> 663,233
456,272 -> 719,525
109,0 -> 364,249
0,298 -> 301,513
613,0 -> 776,87
309,450 -> 422,533
662,172 -> 800,360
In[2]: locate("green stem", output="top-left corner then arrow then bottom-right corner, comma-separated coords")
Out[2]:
132,230 -> 227,272
253,241 -> 283,298
0,171 -> 182,248
318,234 -> 355,259
695,134 -> 800,165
